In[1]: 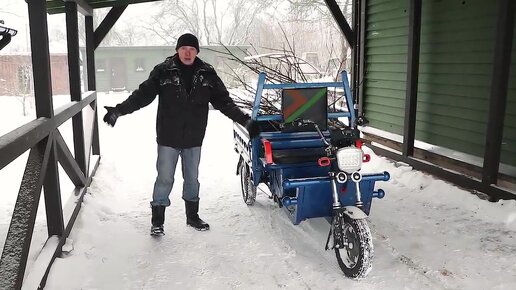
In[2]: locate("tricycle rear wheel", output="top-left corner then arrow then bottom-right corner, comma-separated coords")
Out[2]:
334,214 -> 374,279
239,163 -> 256,205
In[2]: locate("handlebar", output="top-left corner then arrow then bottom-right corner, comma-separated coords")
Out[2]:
289,119 -> 331,146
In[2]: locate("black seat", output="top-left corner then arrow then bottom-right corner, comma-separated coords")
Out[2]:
272,147 -> 327,164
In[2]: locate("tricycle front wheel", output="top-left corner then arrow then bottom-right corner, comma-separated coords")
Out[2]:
334,214 -> 374,279
239,163 -> 256,205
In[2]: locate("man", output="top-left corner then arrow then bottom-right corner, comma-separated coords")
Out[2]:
103,33 -> 259,236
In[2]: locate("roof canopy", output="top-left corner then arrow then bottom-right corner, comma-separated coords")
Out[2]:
46,0 -> 161,14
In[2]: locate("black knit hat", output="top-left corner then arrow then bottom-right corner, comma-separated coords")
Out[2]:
175,33 -> 200,52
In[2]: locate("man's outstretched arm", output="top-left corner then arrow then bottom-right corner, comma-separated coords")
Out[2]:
103,65 -> 161,126
209,74 -> 260,138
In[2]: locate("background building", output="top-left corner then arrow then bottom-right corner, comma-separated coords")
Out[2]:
0,53 -> 69,95
81,45 -> 249,92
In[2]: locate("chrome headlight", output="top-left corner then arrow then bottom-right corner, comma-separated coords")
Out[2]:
336,147 -> 363,173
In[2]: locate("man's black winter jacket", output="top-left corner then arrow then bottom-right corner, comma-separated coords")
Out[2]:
115,54 -> 249,148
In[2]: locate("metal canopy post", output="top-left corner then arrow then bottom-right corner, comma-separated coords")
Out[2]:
402,0 -> 422,157
65,1 -> 87,175
482,0 -> 515,185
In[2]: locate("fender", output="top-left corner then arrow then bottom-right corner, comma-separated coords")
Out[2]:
236,156 -> 243,175
342,206 -> 368,219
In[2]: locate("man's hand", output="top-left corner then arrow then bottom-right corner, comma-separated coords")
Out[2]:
245,119 -> 260,139
103,106 -> 121,127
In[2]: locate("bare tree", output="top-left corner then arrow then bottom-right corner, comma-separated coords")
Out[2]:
11,64 -> 33,116
210,0 -> 223,43
72,8 -> 148,47
143,0 -> 202,45
214,38 -> 348,117
202,0 -> 211,44
223,0 -> 275,44
286,0 -> 352,77
147,0 -> 277,46
287,0 -> 352,23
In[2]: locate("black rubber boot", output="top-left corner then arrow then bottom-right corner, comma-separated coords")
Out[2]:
151,205 -> 166,236
151,205 -> 166,226
185,200 -> 210,231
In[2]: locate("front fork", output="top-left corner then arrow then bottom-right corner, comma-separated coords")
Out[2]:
330,172 -> 341,208
326,172 -> 344,250
326,170 -> 363,250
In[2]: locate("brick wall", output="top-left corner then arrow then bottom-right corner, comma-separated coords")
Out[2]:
0,54 -> 70,96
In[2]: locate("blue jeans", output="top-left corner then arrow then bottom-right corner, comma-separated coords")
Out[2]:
151,145 -> 201,207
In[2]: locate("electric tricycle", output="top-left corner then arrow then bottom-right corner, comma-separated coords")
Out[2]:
233,72 -> 389,278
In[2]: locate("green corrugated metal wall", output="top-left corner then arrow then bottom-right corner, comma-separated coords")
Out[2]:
93,47 -> 171,92
364,0 -> 516,167
365,0 -> 408,134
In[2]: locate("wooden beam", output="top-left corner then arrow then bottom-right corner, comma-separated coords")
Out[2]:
43,132 -> 65,237
63,0 -> 93,16
28,0 -> 54,119
482,0 -> 515,185
402,0 -> 422,157
55,130 -> 87,186
94,5 -> 128,48
66,1 -> 87,175
324,0 -> 355,47
363,133 -> 516,200
0,92 -> 97,171
0,137 -> 52,289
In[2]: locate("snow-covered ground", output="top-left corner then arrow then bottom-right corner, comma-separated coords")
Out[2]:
1,93 -> 516,289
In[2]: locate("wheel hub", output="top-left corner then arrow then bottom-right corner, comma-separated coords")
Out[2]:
342,224 -> 360,266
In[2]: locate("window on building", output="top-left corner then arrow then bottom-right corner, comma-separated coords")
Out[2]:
96,59 -> 105,72
135,58 -> 145,72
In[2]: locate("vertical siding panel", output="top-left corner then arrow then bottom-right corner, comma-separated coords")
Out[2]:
415,0 -> 496,159
364,0 -> 409,135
